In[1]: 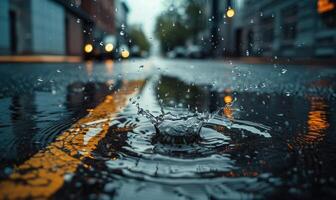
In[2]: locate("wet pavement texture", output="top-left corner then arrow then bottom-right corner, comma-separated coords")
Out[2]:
0,58 -> 336,199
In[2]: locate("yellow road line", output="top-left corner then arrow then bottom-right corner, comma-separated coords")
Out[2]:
0,80 -> 144,199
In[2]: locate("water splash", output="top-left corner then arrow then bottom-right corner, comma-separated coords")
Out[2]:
131,94 -> 271,146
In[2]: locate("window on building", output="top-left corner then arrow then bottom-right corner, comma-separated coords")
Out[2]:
281,4 -> 298,41
261,16 -> 274,43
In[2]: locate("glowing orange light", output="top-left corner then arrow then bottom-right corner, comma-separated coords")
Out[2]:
85,60 -> 93,76
226,8 -> 235,18
318,0 -> 335,14
105,43 -> 114,52
121,50 -> 130,58
84,44 -> 93,53
105,59 -> 114,74
305,97 -> 329,143
224,95 -> 233,104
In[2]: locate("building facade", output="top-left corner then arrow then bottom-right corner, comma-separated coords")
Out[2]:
0,0 -> 129,58
0,1 -> 11,54
230,0 -> 336,58
1,0 -> 66,55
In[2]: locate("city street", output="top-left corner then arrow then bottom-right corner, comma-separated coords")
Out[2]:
0,58 -> 336,199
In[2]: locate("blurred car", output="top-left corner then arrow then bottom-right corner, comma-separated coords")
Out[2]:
167,50 -> 176,58
186,45 -> 202,58
130,45 -> 141,57
84,35 -> 118,60
174,46 -> 188,58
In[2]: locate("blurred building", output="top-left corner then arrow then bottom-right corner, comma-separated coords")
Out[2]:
196,0 -> 242,57
226,0 -> 336,58
198,0 -> 336,58
0,0 -> 67,55
0,0 -> 129,59
80,0 -> 129,58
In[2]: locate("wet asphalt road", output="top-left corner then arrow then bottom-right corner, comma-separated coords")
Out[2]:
0,58 -> 336,199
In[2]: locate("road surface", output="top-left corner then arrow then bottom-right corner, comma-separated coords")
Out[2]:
0,58 -> 336,199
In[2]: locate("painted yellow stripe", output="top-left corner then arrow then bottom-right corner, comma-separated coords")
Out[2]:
0,80 -> 144,199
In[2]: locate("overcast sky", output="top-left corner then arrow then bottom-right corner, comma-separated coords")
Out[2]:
125,0 -> 166,37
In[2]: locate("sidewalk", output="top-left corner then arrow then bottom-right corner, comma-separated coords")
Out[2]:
0,55 -> 82,63
225,56 -> 336,66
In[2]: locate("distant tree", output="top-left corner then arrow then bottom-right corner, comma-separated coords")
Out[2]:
185,0 -> 206,40
128,25 -> 151,53
154,11 -> 189,53
154,0 -> 206,53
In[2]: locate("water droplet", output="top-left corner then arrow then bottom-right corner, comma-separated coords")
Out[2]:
76,18 -> 80,23
104,182 -> 115,192
246,50 -> 250,56
120,31 -> 124,36
281,69 -> 287,74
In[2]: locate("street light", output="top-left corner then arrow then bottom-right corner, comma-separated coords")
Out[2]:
226,8 -> 235,18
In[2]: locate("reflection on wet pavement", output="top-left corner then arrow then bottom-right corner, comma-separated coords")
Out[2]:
56,74 -> 335,199
0,80 -> 144,199
0,59 -> 335,199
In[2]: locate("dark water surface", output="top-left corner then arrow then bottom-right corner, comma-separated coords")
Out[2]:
0,61 -> 124,177
58,74 -> 336,199
1,59 -> 336,199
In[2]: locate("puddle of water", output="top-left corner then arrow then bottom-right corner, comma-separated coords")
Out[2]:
1,61 -> 335,199
0,62 -> 125,178
54,75 -> 336,199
